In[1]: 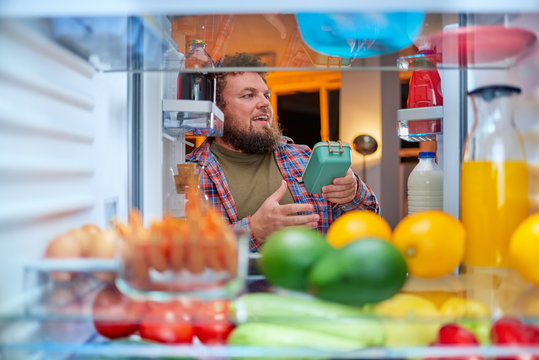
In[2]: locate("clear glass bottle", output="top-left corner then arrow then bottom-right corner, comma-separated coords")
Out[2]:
177,40 -> 215,102
461,85 -> 529,269
407,151 -> 443,215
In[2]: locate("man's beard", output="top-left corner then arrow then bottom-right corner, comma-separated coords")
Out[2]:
221,115 -> 282,154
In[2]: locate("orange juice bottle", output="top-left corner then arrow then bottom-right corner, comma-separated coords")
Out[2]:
461,85 -> 529,269
461,161 -> 529,267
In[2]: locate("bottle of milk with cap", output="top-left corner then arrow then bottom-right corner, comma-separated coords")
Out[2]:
407,152 -> 443,215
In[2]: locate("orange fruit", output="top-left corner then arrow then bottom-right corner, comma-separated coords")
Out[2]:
326,211 -> 392,248
509,212 -> 539,286
391,210 -> 466,278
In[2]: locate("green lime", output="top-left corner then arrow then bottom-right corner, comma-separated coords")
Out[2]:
259,226 -> 332,291
308,238 -> 408,305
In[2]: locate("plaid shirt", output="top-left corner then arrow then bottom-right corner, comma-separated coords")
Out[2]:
186,136 -> 380,251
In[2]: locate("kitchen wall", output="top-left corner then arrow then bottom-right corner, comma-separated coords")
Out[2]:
340,58 -> 402,228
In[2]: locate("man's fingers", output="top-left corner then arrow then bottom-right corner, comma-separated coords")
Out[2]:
284,213 -> 320,226
279,202 -> 315,215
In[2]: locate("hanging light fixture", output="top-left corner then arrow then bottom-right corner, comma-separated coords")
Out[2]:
353,134 -> 378,183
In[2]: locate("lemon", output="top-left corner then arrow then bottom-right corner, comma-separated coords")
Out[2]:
439,297 -> 489,318
391,211 -> 466,278
326,210 -> 392,248
439,296 -> 491,345
373,293 -> 441,346
509,212 -> 539,286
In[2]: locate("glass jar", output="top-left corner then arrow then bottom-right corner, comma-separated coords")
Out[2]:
461,85 -> 529,269
177,40 -> 215,102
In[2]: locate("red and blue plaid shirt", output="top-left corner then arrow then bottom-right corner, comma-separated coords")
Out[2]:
186,136 -> 380,251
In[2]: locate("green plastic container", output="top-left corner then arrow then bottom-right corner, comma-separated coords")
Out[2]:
302,141 -> 352,194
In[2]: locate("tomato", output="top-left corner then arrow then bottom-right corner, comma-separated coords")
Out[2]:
490,317 -> 528,345
194,299 -> 235,345
525,323 -> 539,344
491,317 -> 538,360
438,323 -> 480,345
425,323 -> 483,360
92,284 -> 145,339
491,317 -> 530,345
139,300 -> 194,344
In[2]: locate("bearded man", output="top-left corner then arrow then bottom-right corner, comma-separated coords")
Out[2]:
186,53 -> 380,251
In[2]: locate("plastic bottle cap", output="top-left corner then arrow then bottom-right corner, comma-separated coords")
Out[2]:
189,39 -> 207,45
419,152 -> 436,159
467,85 -> 521,101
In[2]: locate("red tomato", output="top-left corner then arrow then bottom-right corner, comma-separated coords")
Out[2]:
194,299 -> 235,345
491,317 -> 530,345
425,323 -> 483,360
525,324 -> 539,344
92,284 -> 145,339
491,317 -> 538,360
438,323 -> 481,345
139,300 -> 194,344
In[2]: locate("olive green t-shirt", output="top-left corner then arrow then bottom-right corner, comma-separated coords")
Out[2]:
210,141 -> 294,220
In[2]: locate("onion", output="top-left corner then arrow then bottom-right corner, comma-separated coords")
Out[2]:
44,233 -> 84,282
67,228 -> 92,257
87,229 -> 118,282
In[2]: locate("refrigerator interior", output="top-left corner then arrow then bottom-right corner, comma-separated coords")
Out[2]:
0,3 -> 538,359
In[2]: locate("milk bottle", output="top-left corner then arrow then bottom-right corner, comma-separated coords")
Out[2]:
407,152 -> 443,215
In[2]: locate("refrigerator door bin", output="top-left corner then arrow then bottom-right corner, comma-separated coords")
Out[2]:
162,99 -> 224,137
397,106 -> 443,142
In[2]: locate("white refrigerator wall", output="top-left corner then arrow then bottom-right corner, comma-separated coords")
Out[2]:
0,21 -> 129,309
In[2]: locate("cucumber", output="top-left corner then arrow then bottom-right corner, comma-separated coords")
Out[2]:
230,292 -> 384,345
227,322 -> 367,357
231,292 -> 367,320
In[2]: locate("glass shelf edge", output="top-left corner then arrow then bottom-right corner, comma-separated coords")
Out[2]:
397,106 -> 444,121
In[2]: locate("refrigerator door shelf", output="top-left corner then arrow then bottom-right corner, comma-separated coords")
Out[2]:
397,106 -> 443,142
162,99 -> 224,137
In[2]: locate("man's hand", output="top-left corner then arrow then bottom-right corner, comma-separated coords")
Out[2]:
250,180 -> 320,241
321,168 -> 358,204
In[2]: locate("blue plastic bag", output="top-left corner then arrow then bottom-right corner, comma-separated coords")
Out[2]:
296,12 -> 425,58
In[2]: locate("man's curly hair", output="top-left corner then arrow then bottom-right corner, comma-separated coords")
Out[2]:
215,52 -> 267,109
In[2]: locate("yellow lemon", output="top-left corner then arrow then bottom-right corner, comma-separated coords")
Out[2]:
391,211 -> 466,278
509,212 -> 539,286
440,297 -> 489,318
373,293 -> 441,346
326,211 -> 392,248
